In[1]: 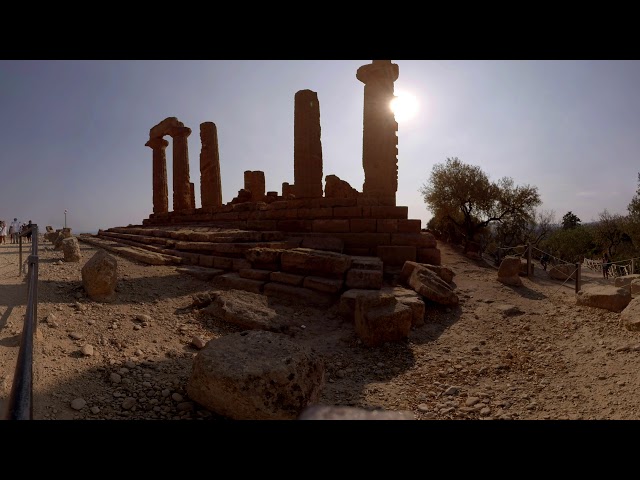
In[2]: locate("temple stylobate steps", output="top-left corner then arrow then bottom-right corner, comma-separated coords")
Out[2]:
78,225 -> 291,271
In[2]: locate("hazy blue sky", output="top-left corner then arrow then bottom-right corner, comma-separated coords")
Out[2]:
1,60 -> 639,233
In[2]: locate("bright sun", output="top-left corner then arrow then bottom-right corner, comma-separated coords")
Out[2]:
390,90 -> 418,122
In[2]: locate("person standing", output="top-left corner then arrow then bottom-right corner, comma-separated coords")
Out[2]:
0,221 -> 6,244
602,253 -> 611,279
10,218 -> 21,244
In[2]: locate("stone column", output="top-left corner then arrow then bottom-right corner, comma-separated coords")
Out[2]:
169,126 -> 192,211
294,89 -> 323,198
244,171 -> 265,201
200,122 -> 223,208
357,60 -> 399,206
145,137 -> 169,214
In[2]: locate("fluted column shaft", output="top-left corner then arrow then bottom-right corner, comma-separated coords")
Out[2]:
170,126 -> 192,211
200,122 -> 223,207
357,60 -> 399,205
294,89 -> 323,198
145,137 -> 169,214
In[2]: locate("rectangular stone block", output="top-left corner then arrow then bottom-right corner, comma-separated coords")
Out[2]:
213,273 -> 265,294
397,219 -> 422,233
232,258 -> 252,271
239,269 -> 272,281
376,219 -> 398,233
370,206 -> 408,219
265,209 -> 298,220
280,248 -> 352,278
311,198 -> 358,208
212,212 -> 240,220
350,256 -> 383,271
265,201 -> 291,210
199,254 -> 215,268
344,247 -> 372,256
212,256 -> 233,270
333,206 -> 362,217
376,246 -> 417,266
391,232 -> 437,248
263,282 -> 334,307
345,269 -> 383,290
270,271 -> 305,286
334,233 -> 391,248
312,219 -> 350,233
417,247 -> 441,265
277,220 -> 312,232
303,276 -> 344,294
245,247 -> 284,266
307,207 -> 333,219
350,218 -> 377,233
300,236 -> 344,253
339,289 -> 377,321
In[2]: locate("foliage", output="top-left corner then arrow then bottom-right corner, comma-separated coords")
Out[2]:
592,209 -> 629,258
420,157 -> 541,252
561,211 -> 581,230
539,224 -> 597,264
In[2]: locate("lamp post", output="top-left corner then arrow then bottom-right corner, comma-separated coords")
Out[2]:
64,209 -> 67,229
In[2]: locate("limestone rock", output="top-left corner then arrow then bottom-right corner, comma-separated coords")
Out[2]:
621,297 -> 640,331
497,256 -> 523,286
576,285 -> 631,313
354,291 -> 412,346
81,249 -> 118,302
407,266 -> 459,306
61,237 -> 81,262
187,330 -> 325,420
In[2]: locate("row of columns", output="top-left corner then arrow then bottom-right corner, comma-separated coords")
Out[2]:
145,60 -> 400,214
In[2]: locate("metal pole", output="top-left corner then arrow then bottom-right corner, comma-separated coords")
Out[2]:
575,262 -> 581,293
64,210 -> 67,229
526,243 -> 532,277
18,234 -> 22,276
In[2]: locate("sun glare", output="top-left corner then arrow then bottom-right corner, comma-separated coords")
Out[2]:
390,90 -> 418,122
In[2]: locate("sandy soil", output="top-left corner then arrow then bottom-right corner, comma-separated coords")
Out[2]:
0,235 -> 638,421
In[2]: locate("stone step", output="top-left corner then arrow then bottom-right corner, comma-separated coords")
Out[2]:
77,235 -> 182,266
106,226 -> 285,243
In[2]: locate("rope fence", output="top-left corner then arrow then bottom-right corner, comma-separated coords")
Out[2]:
490,241 -> 640,298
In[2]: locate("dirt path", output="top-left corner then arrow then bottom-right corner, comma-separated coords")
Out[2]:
1,236 -> 640,420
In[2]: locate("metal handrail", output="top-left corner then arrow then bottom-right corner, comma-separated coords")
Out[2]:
3,225 -> 39,420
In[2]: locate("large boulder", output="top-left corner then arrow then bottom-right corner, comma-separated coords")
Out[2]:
406,265 -> 458,306
497,256 -> 522,286
614,274 -> 640,288
61,237 -> 81,262
354,291 -> 413,346
575,285 -> 631,313
81,249 -> 118,302
621,297 -> 640,331
187,330 -> 325,420
53,228 -> 73,250
399,261 -> 454,285
200,289 -> 298,333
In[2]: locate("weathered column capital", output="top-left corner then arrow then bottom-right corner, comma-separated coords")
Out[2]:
168,126 -> 192,138
356,60 -> 399,85
145,137 -> 169,150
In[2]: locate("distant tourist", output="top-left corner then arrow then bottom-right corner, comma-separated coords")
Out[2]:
0,221 -> 6,244
10,218 -> 21,244
602,253 -> 611,279
540,253 -> 550,271
26,220 -> 33,243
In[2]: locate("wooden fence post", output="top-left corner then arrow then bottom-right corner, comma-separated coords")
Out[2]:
575,262 -> 581,293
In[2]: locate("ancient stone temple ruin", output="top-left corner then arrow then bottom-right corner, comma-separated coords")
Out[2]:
84,60 -> 440,300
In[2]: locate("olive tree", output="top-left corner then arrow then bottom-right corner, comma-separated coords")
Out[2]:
419,157 -> 541,253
